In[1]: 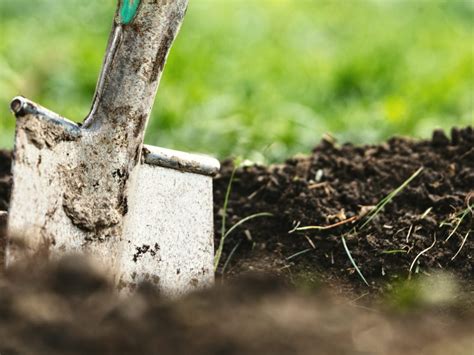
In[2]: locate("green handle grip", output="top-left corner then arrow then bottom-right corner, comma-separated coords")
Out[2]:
120,0 -> 141,24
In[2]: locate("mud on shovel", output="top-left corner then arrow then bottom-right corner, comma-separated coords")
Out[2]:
5,0 -> 219,297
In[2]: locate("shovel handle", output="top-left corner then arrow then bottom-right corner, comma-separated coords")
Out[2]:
83,0 -> 188,139
120,0 -> 142,25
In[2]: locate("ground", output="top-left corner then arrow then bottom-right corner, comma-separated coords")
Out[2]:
213,127 -> 473,296
0,127 -> 472,354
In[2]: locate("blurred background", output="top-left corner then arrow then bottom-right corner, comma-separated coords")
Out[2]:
0,0 -> 472,162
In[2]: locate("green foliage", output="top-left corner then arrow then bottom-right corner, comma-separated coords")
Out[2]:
385,272 -> 461,312
0,0 -> 472,161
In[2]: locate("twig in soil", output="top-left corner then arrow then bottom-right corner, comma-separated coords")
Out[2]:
286,248 -> 313,261
308,182 -> 327,189
291,216 -> 358,232
359,167 -> 423,230
451,231 -> 470,261
408,233 -> 437,280
341,235 -> 369,286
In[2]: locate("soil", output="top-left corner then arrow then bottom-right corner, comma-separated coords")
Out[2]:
0,127 -> 472,354
0,259 -> 471,355
213,127 -> 473,294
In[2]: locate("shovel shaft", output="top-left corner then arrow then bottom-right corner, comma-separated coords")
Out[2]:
83,0 -> 188,139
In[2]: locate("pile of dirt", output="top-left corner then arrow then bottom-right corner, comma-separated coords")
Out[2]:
0,257 -> 472,355
0,128 -> 472,354
213,127 -> 473,293
0,128 -> 472,293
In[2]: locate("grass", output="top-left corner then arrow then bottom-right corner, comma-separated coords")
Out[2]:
215,211 -> 273,270
341,235 -> 369,286
409,234 -> 437,279
221,239 -> 242,275
359,167 -> 424,229
381,249 -> 407,255
385,271 -> 461,311
214,162 -> 238,270
292,216 -> 358,232
293,166 -> 425,285
1,0 -> 473,161
286,248 -> 313,261
442,203 -> 473,241
214,159 -> 272,271
451,230 -> 472,261
293,167 -> 424,233
451,231 -> 470,261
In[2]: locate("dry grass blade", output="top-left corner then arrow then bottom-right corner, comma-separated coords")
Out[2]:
222,240 -> 243,275
286,248 -> 313,261
215,212 -> 273,270
292,216 -> 358,232
445,204 -> 473,242
405,224 -> 413,243
420,207 -> 432,219
223,212 -> 273,240
451,231 -> 470,261
381,249 -> 407,255
288,168 -> 423,288
408,234 -> 437,279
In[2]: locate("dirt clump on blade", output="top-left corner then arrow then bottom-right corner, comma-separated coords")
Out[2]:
0,150 -> 12,211
0,150 -> 12,265
213,127 -> 473,293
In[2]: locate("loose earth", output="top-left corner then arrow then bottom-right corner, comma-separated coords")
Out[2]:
0,127 -> 472,354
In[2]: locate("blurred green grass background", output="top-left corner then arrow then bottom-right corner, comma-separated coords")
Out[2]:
0,0 -> 472,162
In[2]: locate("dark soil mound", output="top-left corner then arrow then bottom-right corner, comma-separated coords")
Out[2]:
213,127 -> 473,292
0,258 -> 472,355
0,128 -> 472,293
0,129 -> 472,354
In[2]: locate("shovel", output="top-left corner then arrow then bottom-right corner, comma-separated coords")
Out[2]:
5,0 -> 219,297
